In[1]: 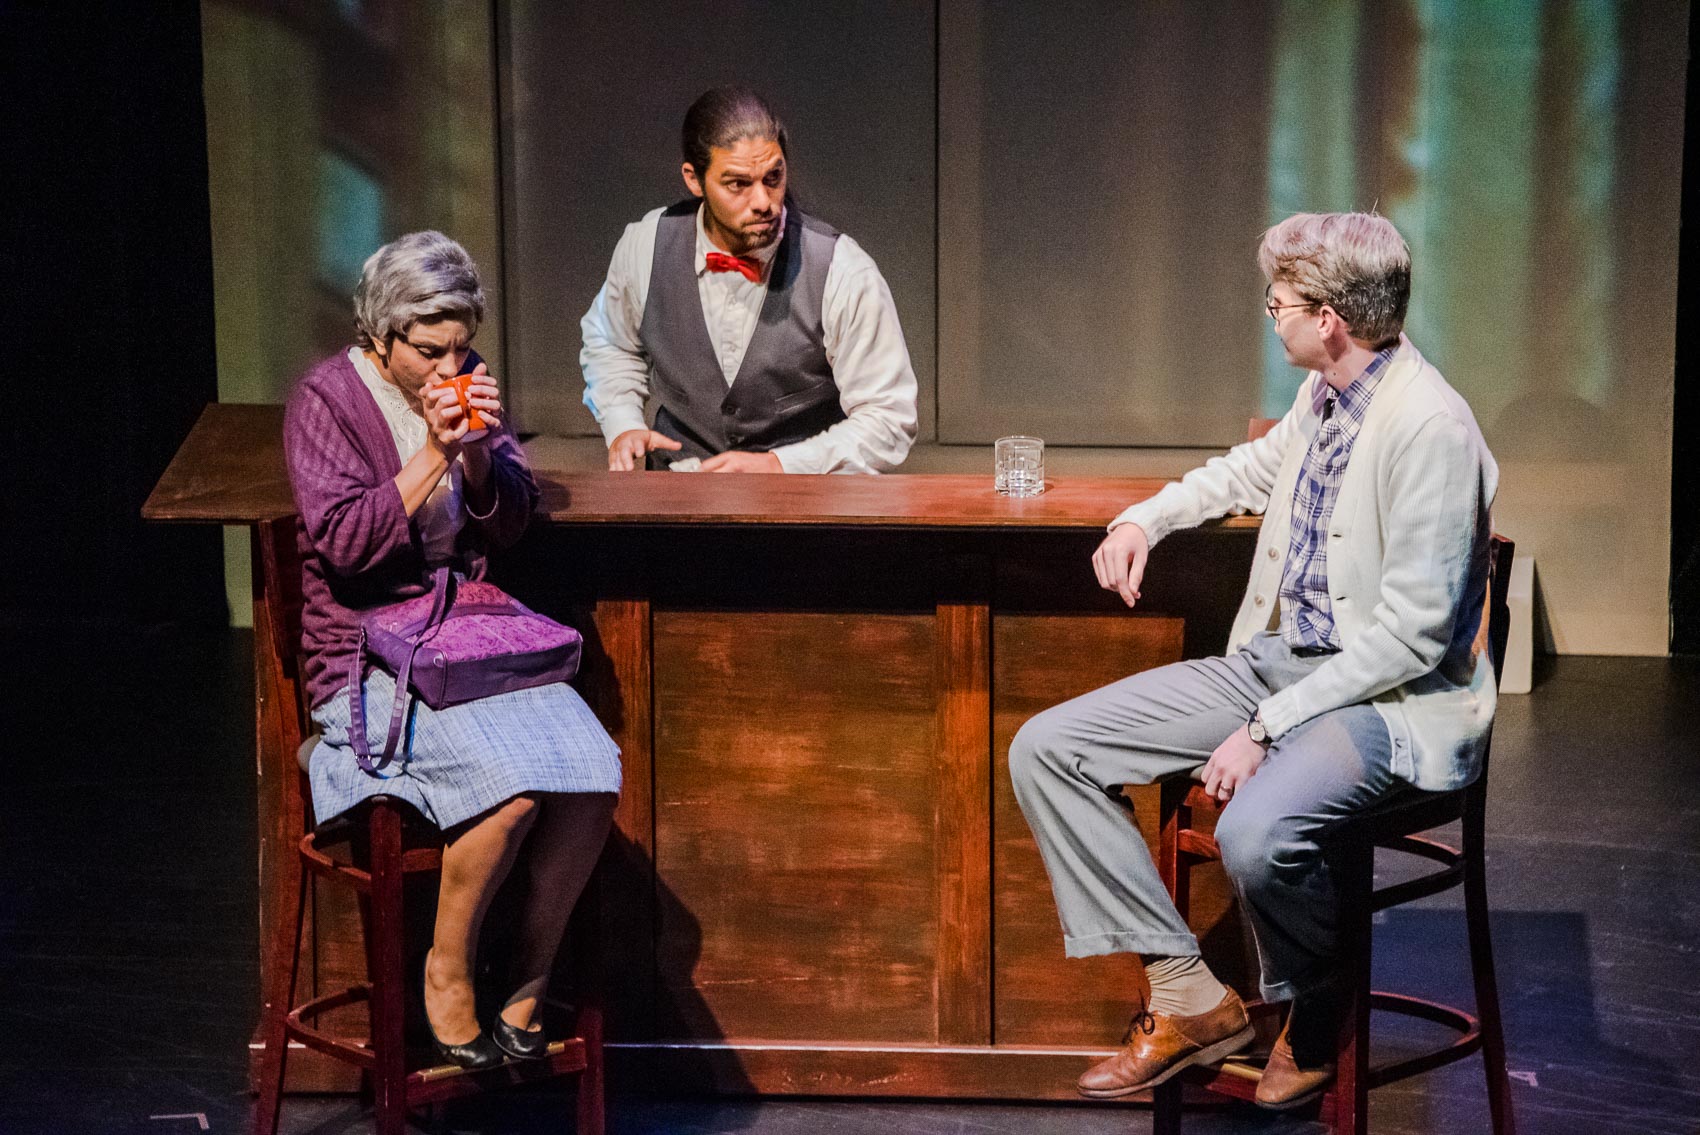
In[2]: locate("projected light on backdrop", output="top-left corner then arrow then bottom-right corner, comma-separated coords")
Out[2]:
1263,0 -> 1619,431
937,0 -> 1632,453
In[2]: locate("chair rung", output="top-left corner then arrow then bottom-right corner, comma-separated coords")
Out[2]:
298,835 -> 373,891
1332,791 -> 1465,843
1181,1060 -> 1262,1100
281,981 -> 593,1094
1371,863 -> 1465,911
298,835 -> 442,889
284,984 -> 378,1071
1368,990 -> 1479,1033
1379,833 -> 1461,866
402,847 -> 445,872
1367,1033 -> 1484,1088
1363,989 -> 1483,1086
1188,992 -> 1483,1107
1179,831 -> 1220,859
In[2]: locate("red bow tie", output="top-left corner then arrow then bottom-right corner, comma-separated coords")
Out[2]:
704,251 -> 763,283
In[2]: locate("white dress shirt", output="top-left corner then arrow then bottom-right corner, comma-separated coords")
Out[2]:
350,347 -> 464,566
579,204 -> 919,473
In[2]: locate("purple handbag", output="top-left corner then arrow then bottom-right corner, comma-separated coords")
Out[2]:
348,567 -> 582,774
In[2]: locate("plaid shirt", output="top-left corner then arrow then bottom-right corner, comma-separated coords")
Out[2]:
1278,347 -> 1396,649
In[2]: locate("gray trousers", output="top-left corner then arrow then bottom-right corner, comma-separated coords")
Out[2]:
1008,631 -> 1407,1002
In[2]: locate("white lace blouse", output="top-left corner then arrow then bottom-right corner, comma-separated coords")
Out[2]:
348,347 -> 465,567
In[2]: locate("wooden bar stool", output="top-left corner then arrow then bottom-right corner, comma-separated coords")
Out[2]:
247,515 -> 606,1135
1149,533 -> 1516,1135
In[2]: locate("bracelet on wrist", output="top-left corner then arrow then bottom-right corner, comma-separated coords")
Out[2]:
463,481 -> 499,521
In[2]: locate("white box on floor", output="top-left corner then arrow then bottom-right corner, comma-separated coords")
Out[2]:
1501,554 -> 1534,694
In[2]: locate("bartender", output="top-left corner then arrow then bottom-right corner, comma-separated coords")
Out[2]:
580,85 -> 918,473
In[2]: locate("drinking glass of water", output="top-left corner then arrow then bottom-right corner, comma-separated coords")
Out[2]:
995,436 -> 1045,497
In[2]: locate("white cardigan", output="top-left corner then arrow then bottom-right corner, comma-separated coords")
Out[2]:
1111,336 -> 1499,791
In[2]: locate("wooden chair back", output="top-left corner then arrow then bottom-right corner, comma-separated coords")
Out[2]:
1483,534 -> 1514,689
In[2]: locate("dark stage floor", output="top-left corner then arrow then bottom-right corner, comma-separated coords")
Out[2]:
2,627 -> 1696,1135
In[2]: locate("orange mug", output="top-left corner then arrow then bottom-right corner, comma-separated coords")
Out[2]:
433,373 -> 489,441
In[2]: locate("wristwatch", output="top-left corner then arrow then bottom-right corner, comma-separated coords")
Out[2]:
1247,710 -> 1272,747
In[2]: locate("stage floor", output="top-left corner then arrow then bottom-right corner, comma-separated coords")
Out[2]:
1,626 -> 1694,1135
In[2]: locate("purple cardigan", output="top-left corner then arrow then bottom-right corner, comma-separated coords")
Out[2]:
282,350 -> 540,708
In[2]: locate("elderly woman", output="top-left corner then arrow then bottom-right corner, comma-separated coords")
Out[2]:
283,231 -> 620,1068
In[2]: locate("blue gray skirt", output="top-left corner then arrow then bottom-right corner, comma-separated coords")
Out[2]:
308,669 -> 622,830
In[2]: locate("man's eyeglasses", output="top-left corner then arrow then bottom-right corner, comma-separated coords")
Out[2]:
1265,285 -> 1320,321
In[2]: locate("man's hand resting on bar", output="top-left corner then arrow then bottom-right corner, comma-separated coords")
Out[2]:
608,429 -> 684,471
701,450 -> 782,473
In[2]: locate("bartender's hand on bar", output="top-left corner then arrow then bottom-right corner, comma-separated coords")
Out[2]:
608,428 -> 683,471
1093,522 -> 1149,607
701,450 -> 782,473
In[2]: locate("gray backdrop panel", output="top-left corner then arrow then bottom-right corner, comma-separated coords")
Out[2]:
500,0 -> 937,439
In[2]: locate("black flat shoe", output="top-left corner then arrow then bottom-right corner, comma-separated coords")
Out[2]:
492,1015 -> 550,1060
421,954 -> 506,1070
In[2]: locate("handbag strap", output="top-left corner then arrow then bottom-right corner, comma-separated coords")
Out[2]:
348,567 -> 456,775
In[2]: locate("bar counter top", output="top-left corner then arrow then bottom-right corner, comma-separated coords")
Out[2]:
143,402 -> 1258,532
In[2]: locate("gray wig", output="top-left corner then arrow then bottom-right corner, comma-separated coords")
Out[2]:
352,231 -> 485,349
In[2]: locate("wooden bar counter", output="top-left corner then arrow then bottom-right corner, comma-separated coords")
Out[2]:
146,404 -> 1260,1102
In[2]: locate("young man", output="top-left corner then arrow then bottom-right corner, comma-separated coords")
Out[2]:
580,86 -> 918,473
1009,212 -> 1498,1109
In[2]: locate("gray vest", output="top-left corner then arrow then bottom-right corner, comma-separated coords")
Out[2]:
639,199 -> 845,464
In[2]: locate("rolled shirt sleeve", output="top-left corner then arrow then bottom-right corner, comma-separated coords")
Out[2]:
1107,396 -> 1304,545
771,234 -> 918,474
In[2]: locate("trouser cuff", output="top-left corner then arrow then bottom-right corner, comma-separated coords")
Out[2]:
1064,930 -> 1200,959
1259,970 -> 1342,1004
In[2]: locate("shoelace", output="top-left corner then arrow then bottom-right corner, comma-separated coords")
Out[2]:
1121,1004 -> 1158,1045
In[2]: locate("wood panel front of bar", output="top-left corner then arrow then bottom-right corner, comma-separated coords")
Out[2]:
146,404 -> 1260,1103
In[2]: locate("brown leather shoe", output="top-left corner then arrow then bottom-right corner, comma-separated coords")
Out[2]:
1077,990 -> 1255,1099
1255,1021 -> 1336,1110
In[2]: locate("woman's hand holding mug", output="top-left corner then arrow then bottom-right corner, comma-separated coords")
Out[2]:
425,364 -> 503,452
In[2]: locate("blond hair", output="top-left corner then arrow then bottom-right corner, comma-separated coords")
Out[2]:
1258,212 -> 1410,344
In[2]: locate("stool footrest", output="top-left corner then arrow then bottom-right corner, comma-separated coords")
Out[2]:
1182,990 -> 1483,1102
283,980 -> 592,1097
284,984 -> 379,1070
1364,991 -> 1483,1088
411,1038 -> 590,1105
